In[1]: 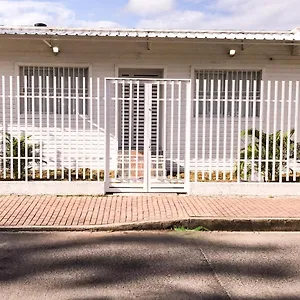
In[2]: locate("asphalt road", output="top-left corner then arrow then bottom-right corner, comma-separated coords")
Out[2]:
0,231 -> 299,300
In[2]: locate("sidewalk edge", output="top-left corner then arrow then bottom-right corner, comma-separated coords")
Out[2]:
1,218 -> 300,232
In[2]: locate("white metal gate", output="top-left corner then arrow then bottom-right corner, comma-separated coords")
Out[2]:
104,78 -> 191,193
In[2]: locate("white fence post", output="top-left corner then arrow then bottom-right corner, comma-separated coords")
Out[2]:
223,80 -> 229,181
185,81 -> 192,191
1,76 -> 6,180
202,79 -> 207,181
286,81 -> 293,181
279,81 -> 285,183
230,80 -> 235,181
294,81 -> 299,182
104,78 -> 110,191
9,76 -> 13,180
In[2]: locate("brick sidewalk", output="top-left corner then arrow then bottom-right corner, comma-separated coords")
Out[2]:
1,194 -> 300,227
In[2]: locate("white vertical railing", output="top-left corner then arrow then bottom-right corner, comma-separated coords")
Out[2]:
2,76 -> 6,180
89,77 -> 93,180
31,76 -> 35,180
1,76 -> 300,185
177,81 -> 182,180
114,79 -> 119,181
244,80 -> 250,181
286,81 -> 293,181
9,76 -> 13,179
128,80 -> 133,182
156,82 -> 160,179
237,80 -> 243,182
54,77 -> 57,180
189,78 -> 300,184
68,76 -> 72,181
223,80 -> 228,181
38,76 -> 43,179
104,78 -> 109,187
230,80 -> 235,181
265,81 -> 271,182
1,75 -> 107,182
24,76 -> 28,181
272,81 -> 278,181
61,77 -> 65,180
194,79 -> 199,182
163,81 -> 167,180
46,76 -> 50,180
294,81 -> 299,182
170,81 -> 175,178
216,79 -> 221,181
97,78 -> 101,182
202,80 -> 207,181
279,81 -> 286,183
17,76 -> 21,179
258,81 -> 264,180
82,77 -> 86,180
185,81 -> 192,189
251,80 -> 257,181
209,79 -> 214,181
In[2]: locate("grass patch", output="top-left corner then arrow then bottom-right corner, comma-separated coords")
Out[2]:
174,225 -> 209,232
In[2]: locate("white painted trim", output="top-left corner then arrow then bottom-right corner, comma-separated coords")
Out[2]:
190,66 -> 267,119
190,66 -> 267,87
0,182 -> 105,195
14,62 -> 94,79
190,182 -> 300,196
114,64 -> 168,78
107,187 -> 186,193
191,65 -> 267,73
14,63 -> 94,118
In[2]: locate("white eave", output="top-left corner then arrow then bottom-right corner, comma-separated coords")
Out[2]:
0,26 -> 299,42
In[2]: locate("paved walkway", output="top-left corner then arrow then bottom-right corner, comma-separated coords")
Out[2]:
0,194 -> 300,227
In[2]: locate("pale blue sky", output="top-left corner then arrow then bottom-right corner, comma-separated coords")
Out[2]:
0,0 -> 299,30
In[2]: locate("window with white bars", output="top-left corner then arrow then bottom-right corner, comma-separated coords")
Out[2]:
194,70 -> 262,117
19,66 -> 89,115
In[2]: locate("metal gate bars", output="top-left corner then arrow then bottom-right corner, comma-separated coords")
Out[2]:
104,78 -> 192,193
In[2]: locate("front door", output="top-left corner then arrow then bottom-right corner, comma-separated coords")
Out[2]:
105,75 -> 191,193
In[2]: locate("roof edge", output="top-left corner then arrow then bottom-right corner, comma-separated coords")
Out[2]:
0,26 -> 298,42
0,25 -> 295,35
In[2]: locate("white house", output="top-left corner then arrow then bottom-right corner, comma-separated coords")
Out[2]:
1,25 -> 300,195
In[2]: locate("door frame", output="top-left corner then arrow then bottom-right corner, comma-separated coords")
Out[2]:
115,65 -> 168,79
117,67 -> 165,154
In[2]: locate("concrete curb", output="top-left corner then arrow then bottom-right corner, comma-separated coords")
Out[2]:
1,217 -> 300,232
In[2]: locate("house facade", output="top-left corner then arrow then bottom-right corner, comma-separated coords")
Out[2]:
1,26 -> 300,195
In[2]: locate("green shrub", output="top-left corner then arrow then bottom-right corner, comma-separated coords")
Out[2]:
2,133 -> 45,179
236,128 -> 300,182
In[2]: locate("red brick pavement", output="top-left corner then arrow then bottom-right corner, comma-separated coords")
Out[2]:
0,194 -> 300,227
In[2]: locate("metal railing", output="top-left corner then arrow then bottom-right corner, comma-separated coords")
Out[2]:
1,76 -> 300,184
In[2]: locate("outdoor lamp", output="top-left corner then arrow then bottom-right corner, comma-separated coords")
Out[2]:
52,46 -> 60,56
229,49 -> 236,57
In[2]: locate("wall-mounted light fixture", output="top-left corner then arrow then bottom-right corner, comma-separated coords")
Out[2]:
52,46 -> 60,56
228,49 -> 236,57
43,40 -> 60,56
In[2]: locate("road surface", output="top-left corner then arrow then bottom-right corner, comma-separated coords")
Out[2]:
0,231 -> 299,299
